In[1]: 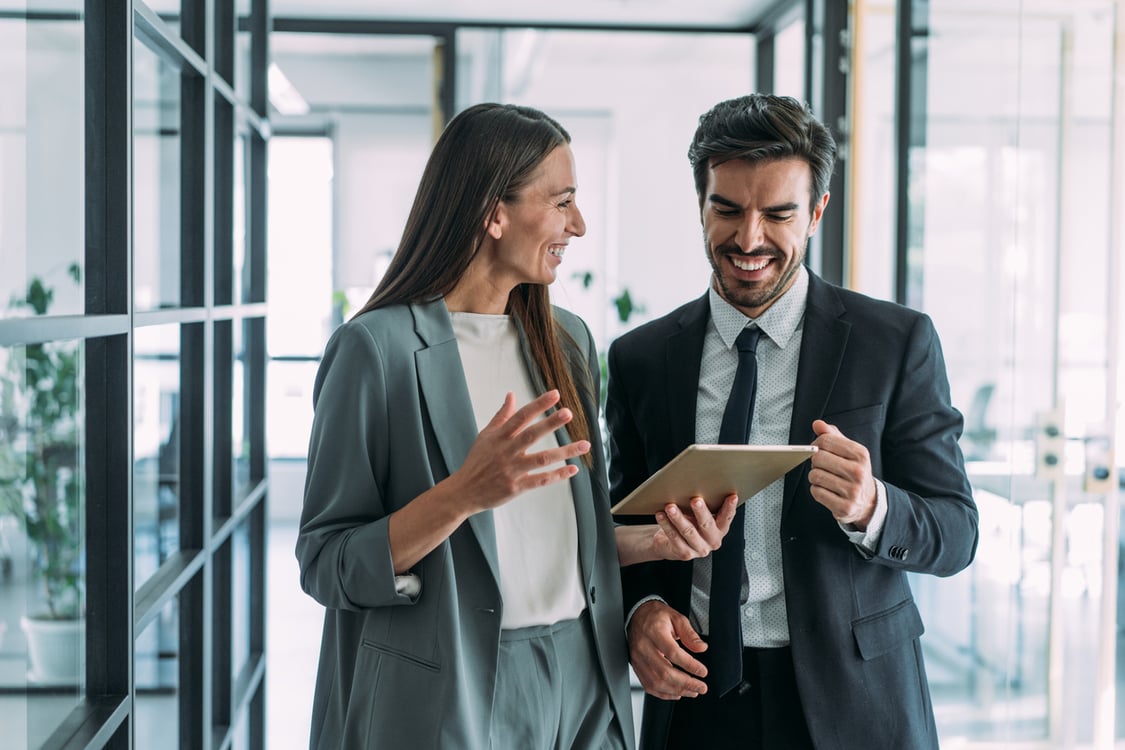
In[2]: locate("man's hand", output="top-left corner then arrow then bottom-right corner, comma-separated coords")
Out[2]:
627,600 -> 709,700
809,419 -> 877,530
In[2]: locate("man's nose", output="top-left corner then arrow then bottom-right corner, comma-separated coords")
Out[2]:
735,214 -> 764,251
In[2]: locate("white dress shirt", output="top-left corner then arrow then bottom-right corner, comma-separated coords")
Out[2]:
688,267 -> 887,646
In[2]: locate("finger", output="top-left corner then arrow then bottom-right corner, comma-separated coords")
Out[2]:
683,497 -> 725,549
503,389 -> 564,435
653,511 -> 697,560
519,439 -> 590,473
515,407 -> 576,450
484,392 -> 519,430
665,504 -> 713,556
512,453 -> 585,492
715,494 -> 739,532
811,418 -> 840,437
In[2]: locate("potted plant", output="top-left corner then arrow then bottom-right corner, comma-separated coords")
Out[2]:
0,264 -> 85,684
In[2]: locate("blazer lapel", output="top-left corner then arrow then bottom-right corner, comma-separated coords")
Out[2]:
784,274 -> 850,516
666,295 -> 710,458
411,299 -> 502,589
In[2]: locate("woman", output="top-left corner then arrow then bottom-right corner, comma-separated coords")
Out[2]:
296,102 -> 736,749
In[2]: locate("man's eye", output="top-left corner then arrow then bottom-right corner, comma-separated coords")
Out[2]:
558,200 -> 572,209
714,208 -> 739,217
768,214 -> 793,222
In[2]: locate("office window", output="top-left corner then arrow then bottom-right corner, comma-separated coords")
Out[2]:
134,39 -> 186,312
134,324 -> 184,585
0,341 -> 87,747
0,13 -> 84,320
135,596 -> 181,745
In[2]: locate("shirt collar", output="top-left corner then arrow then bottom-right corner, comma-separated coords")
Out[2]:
707,265 -> 808,350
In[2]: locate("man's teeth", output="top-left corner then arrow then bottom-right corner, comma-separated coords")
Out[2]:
731,256 -> 768,271
548,247 -> 565,257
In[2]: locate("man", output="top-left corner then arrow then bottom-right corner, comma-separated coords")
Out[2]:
606,93 -> 979,749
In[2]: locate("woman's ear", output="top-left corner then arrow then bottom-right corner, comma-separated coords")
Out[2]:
484,202 -> 506,240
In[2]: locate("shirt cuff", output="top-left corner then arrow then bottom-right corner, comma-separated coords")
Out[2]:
394,574 -> 422,598
625,595 -> 666,635
839,479 -> 888,557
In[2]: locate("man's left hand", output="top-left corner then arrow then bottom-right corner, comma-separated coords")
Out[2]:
808,419 -> 877,530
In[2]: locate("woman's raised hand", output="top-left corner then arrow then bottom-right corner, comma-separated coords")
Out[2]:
451,390 -> 590,514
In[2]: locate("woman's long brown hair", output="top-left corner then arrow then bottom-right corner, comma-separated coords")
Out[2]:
351,103 -> 594,457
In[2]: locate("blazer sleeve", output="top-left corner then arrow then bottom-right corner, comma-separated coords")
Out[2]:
871,313 -> 979,577
605,336 -> 670,612
295,321 -> 418,610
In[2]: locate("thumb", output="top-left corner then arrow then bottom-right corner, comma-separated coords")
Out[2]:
812,419 -> 841,438
672,612 -> 708,653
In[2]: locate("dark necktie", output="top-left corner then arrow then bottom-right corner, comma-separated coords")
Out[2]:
708,325 -> 761,696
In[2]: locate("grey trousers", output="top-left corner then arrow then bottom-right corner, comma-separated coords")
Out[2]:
491,610 -> 629,750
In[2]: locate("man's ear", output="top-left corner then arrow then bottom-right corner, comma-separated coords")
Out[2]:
484,202 -> 506,240
807,192 -> 830,237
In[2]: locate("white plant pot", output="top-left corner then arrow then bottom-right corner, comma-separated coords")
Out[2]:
19,615 -> 84,686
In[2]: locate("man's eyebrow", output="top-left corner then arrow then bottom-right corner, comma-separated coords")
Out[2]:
708,193 -> 741,208
763,202 -> 800,213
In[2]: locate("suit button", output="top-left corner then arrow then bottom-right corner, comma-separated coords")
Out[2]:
590,586 -> 597,604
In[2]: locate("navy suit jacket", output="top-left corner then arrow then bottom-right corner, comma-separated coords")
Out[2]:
606,271 -> 978,750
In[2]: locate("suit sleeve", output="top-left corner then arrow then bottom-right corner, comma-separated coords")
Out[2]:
605,337 -> 670,612
872,313 -> 979,576
295,322 -> 418,610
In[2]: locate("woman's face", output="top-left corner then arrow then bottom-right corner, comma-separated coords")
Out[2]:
485,144 -> 587,290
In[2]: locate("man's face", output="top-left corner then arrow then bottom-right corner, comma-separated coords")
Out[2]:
701,157 -> 828,318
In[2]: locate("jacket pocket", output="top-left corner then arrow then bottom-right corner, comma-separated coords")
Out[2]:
361,639 -> 441,672
823,403 -> 885,431
852,599 -> 924,661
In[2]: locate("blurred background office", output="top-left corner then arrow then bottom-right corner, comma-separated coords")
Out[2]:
0,0 -> 1123,748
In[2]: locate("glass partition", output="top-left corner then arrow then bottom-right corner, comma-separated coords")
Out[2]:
0,341 -> 87,746
134,324 -> 184,586
0,12 -> 85,320
899,0 -> 1118,743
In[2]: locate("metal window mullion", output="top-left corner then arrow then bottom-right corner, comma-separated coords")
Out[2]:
86,3 -> 136,750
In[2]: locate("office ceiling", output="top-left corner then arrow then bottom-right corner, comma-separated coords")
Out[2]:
268,0 -> 782,29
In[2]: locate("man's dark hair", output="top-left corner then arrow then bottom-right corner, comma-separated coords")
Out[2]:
688,94 -> 837,213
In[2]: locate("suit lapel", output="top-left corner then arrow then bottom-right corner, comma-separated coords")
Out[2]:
666,295 -> 710,457
784,274 -> 850,516
411,299 -> 502,589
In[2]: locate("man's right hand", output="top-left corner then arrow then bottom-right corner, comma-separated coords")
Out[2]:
627,600 -> 710,700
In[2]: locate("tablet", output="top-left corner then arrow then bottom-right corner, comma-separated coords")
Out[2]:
610,444 -> 817,516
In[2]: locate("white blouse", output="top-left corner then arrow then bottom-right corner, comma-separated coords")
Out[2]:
450,312 -> 586,629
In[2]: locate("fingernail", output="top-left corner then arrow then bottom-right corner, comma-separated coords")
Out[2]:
655,512 -> 666,522
692,498 -> 704,508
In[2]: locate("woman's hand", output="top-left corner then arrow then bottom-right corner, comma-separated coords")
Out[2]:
450,389 -> 591,515
388,389 -> 589,573
616,494 -> 738,567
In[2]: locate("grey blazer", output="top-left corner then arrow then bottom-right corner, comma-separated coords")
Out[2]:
297,298 -> 634,749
